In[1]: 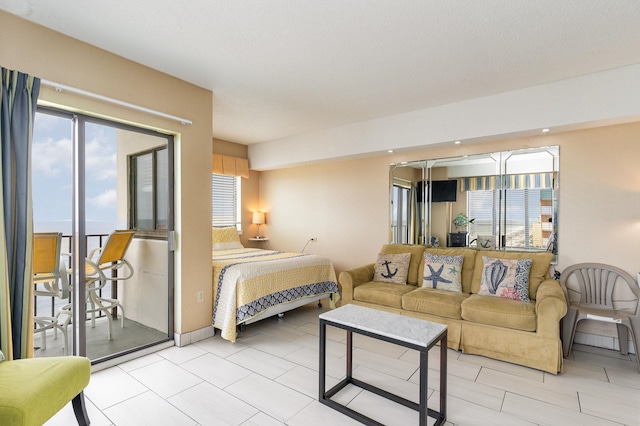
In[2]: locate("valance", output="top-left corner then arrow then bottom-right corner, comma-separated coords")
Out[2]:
504,172 -> 555,189
460,172 -> 555,191
212,154 -> 249,179
459,176 -> 499,191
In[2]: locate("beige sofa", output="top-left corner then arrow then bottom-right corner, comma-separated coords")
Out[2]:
339,244 -> 567,374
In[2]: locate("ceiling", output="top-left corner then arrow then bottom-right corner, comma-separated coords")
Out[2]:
2,1 -> 640,153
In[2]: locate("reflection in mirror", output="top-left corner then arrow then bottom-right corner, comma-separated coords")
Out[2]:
389,146 -> 559,258
427,152 -> 499,249
390,161 -> 426,244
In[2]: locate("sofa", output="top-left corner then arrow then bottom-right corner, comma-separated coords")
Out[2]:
339,244 -> 568,374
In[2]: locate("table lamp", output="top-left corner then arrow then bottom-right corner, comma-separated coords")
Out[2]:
252,211 -> 265,238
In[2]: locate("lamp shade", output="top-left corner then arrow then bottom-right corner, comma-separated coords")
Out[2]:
252,211 -> 265,225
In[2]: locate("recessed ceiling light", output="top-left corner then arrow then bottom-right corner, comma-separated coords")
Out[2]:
388,149 -> 394,153
542,128 -> 550,133
454,141 -> 461,145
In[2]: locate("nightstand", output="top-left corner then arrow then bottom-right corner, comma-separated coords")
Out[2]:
248,237 -> 271,249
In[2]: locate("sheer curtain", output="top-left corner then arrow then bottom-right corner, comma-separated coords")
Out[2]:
0,68 -> 40,360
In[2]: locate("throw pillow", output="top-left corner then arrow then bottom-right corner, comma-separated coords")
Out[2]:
478,256 -> 532,302
476,235 -> 495,250
373,252 -> 411,284
422,253 -> 463,292
212,226 -> 244,251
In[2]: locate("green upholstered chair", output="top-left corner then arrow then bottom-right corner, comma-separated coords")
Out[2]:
0,353 -> 91,426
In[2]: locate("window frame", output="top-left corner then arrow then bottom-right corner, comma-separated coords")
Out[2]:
128,145 -> 169,238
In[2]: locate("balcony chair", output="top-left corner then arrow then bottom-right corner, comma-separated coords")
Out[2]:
85,229 -> 136,340
561,263 -> 640,372
32,232 -> 72,355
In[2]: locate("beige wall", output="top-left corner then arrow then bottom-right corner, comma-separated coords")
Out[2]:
1,11 -> 213,334
259,123 -> 640,347
259,122 -> 640,282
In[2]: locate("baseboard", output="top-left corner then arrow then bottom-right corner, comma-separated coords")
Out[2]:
91,340 -> 175,372
174,326 -> 215,347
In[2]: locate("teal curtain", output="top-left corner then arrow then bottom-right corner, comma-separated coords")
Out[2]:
0,68 -> 40,360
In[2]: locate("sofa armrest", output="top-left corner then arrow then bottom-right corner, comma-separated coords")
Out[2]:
535,279 -> 568,338
339,263 -> 375,304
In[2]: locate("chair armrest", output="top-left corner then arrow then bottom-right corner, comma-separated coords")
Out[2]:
339,263 -> 375,304
535,279 -> 568,338
87,247 -> 102,262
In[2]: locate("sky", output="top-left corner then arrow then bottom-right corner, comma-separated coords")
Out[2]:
32,112 -> 118,235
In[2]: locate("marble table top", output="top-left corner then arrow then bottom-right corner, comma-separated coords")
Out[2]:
319,304 -> 447,348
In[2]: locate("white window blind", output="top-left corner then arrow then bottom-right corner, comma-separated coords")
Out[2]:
468,190 -> 498,243
212,174 -> 241,230
468,188 -> 549,249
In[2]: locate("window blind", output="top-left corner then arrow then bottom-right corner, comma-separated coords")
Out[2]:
468,190 -> 498,240
469,188 -> 548,250
212,174 -> 241,229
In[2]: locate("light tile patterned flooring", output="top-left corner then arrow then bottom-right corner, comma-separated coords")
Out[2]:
47,301 -> 640,426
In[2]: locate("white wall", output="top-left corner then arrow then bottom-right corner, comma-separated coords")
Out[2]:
121,239 -> 169,333
250,64 -> 640,170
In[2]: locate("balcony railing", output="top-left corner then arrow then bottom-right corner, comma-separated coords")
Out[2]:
34,233 -> 114,320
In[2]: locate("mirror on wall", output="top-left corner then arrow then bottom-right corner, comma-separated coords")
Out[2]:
390,146 -> 559,257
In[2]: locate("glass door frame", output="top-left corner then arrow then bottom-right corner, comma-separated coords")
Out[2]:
36,105 -> 175,361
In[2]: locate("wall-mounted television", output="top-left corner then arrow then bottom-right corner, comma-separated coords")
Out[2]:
431,180 -> 457,202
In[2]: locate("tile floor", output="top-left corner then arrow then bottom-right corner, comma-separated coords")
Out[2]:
46,302 -> 640,426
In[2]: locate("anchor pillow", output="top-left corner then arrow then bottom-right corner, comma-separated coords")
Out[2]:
478,256 -> 532,302
422,253 -> 463,293
373,252 -> 411,284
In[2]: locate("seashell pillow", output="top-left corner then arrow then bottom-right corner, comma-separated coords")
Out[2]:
478,256 -> 532,302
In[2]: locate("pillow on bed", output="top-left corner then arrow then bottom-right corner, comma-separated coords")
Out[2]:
212,227 -> 244,250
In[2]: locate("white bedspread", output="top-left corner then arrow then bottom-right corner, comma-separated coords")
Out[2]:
212,248 -> 339,341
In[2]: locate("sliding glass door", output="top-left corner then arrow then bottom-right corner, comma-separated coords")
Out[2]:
32,107 -> 174,363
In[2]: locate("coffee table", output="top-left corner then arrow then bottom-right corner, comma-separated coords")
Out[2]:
319,304 -> 447,426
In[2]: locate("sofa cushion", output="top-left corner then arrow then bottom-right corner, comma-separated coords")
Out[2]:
380,244 -> 426,285
470,250 -> 553,300
373,252 -> 411,284
478,256 -> 532,302
422,248 -> 477,293
422,253 -> 463,292
402,288 -> 469,319
461,294 -> 536,331
354,282 -> 418,308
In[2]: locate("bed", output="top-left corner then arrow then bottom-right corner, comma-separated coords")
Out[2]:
212,227 -> 340,342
